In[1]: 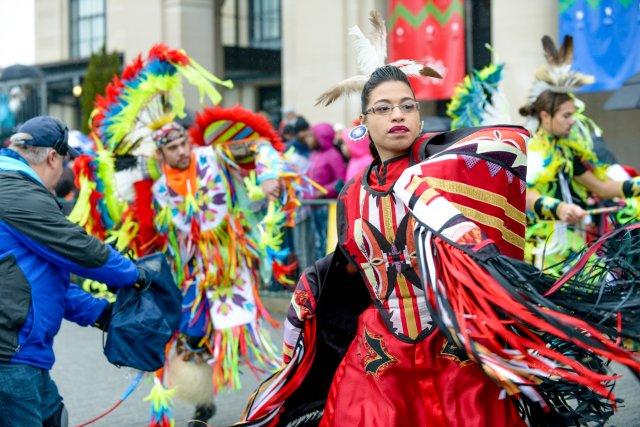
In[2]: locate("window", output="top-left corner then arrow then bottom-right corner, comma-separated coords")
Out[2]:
70,0 -> 106,58
249,0 -> 281,49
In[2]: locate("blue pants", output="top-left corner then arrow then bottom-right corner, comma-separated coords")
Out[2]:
0,362 -> 63,426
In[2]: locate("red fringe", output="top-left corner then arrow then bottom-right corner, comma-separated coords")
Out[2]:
88,191 -> 106,239
430,238 -> 640,399
130,179 -> 159,256
250,317 -> 317,424
272,260 -> 298,286
189,216 -> 201,245
190,106 -> 285,152
252,283 -> 280,330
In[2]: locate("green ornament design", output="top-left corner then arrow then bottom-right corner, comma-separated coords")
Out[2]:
388,0 -> 464,29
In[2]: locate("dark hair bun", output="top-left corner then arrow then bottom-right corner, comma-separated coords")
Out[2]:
519,104 -> 534,117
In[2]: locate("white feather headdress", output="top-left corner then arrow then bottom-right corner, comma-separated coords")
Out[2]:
525,35 -> 595,105
315,10 -> 442,107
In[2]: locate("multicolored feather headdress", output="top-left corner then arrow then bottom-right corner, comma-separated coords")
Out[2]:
188,105 -> 315,230
446,46 -> 511,130
91,44 -> 233,157
189,106 -> 284,152
525,35 -> 594,105
315,10 -> 442,107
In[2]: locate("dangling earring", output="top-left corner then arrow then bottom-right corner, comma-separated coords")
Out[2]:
349,124 -> 368,141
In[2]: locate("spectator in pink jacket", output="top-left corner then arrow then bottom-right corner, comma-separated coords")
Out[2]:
307,122 -> 346,198
343,127 -> 373,182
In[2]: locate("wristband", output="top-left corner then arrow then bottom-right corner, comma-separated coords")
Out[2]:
533,196 -> 562,220
622,176 -> 640,198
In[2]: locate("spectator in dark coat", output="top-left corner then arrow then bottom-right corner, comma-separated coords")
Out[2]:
0,116 -> 141,426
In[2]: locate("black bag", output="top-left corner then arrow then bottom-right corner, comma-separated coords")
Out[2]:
104,253 -> 182,371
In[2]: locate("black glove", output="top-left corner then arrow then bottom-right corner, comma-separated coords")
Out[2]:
135,264 -> 152,290
94,302 -> 113,331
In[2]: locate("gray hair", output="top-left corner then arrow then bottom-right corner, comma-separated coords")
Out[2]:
8,133 -> 54,165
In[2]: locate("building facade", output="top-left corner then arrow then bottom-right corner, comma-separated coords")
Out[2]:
29,0 -> 282,128
15,0 -> 640,166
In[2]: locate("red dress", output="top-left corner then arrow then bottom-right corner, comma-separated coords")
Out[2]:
237,126 -> 639,427
320,155 -> 524,427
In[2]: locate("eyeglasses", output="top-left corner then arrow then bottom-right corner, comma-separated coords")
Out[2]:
364,101 -> 419,116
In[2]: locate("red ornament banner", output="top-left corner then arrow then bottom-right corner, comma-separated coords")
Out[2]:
388,0 -> 466,100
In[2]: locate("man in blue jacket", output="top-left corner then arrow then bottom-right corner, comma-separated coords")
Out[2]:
0,116 -> 141,426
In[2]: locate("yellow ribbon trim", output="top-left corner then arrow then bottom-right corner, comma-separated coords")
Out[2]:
425,177 -> 526,226
452,203 -> 525,250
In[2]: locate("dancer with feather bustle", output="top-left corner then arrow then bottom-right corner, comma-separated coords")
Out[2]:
70,45 -> 310,426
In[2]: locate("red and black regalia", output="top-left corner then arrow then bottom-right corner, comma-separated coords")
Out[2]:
236,126 -> 640,427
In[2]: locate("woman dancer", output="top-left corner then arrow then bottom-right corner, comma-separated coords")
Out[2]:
238,13 -> 640,427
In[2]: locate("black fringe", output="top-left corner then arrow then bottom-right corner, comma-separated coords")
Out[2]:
481,226 -> 640,426
414,223 -> 640,426
516,335 -> 619,427
489,226 -> 640,344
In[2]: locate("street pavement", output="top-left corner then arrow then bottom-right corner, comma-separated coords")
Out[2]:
52,295 -> 291,427
52,295 -> 640,426
53,320 -> 265,427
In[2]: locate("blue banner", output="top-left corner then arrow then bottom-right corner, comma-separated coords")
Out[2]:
559,0 -> 640,92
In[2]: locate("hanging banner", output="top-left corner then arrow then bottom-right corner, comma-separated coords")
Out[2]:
559,0 -> 640,92
388,0 -> 465,100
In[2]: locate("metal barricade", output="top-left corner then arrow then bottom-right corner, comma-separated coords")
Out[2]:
287,199 -> 337,273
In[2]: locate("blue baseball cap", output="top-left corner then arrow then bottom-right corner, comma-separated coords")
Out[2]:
13,116 -> 79,157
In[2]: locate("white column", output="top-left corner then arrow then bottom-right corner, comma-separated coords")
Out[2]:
35,0 -> 70,62
107,0 -> 164,63
491,0 -> 558,125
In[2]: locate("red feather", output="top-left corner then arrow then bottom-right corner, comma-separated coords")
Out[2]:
90,111 -> 105,133
94,94 -> 109,110
72,155 -> 95,187
91,75 -> 124,136
105,76 -> 123,101
148,43 -> 189,66
122,54 -> 143,81
190,106 -> 284,152
71,155 -> 105,238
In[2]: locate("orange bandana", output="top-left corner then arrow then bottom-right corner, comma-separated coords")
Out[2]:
162,153 -> 197,196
